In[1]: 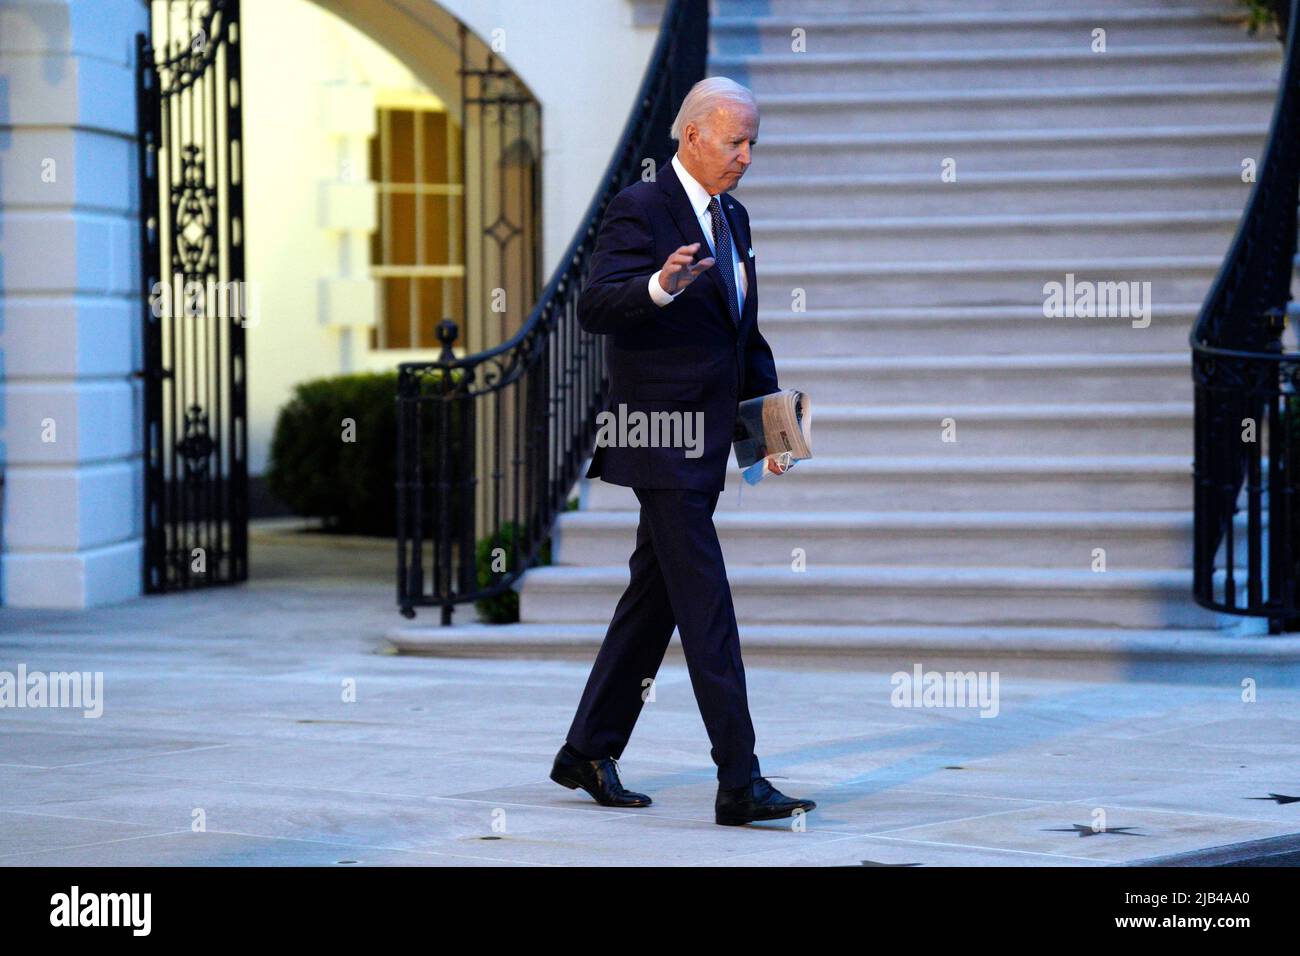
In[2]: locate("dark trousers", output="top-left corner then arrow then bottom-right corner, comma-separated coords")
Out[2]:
565,486 -> 759,789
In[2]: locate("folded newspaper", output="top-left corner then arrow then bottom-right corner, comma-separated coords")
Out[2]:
732,388 -> 812,486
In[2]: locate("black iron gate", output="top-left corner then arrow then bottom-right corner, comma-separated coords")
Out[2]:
136,0 -> 249,593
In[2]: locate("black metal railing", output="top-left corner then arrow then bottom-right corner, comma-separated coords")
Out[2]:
396,0 -> 709,621
1191,0 -> 1300,631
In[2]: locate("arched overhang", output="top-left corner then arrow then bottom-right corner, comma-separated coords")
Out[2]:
303,0 -> 541,123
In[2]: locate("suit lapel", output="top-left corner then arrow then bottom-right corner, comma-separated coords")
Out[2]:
723,198 -> 756,331
657,159 -> 734,327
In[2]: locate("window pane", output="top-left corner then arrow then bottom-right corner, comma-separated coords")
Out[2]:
421,111 -> 449,183
388,110 -> 415,183
370,190 -> 383,265
389,192 -> 416,266
383,276 -> 412,349
422,194 -> 454,265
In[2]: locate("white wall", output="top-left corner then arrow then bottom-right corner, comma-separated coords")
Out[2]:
241,0 -> 415,475
242,0 -> 665,475
0,0 -> 148,608
311,0 -> 667,319
430,0 -> 666,284
0,0 -> 665,607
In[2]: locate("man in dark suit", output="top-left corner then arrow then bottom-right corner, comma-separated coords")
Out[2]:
550,77 -> 816,827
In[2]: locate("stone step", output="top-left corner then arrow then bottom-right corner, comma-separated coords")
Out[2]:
753,82 -> 1276,135
514,0 -> 1273,644
766,353 -> 1190,403
758,255 -> 1219,308
553,508 -> 1241,569
750,209 -> 1237,263
796,401 -> 1194,455
519,564 -> 1224,628
734,168 -> 1253,219
712,8 -> 1266,54
755,304 -> 1198,356
581,455 -> 1194,512
711,43 -> 1279,95
753,124 -> 1268,175
387,621 -> 1284,660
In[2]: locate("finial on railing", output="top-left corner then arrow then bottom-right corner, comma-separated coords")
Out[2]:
437,318 -> 459,364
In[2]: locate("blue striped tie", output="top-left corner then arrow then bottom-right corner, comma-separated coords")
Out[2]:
707,196 -> 740,327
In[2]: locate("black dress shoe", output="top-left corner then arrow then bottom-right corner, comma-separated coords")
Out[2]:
550,745 -> 651,807
716,775 -> 815,826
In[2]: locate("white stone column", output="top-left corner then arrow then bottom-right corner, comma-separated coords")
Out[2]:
0,0 -> 148,607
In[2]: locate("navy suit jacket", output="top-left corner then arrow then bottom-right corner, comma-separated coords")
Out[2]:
578,156 -> 780,492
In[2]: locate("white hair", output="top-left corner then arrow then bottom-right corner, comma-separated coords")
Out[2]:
669,76 -> 757,141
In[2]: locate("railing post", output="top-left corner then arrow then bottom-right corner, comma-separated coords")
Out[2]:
396,365 -> 419,619
433,319 -> 460,626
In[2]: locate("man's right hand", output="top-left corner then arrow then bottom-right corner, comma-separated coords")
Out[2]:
658,242 -> 715,295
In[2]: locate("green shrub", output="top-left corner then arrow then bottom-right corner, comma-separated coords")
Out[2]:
267,372 -> 400,535
475,521 -> 553,623
473,498 -> 578,623
268,368 -> 477,536
1237,0 -> 1284,35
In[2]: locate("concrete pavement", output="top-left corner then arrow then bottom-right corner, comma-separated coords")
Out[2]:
2,526 -> 1299,866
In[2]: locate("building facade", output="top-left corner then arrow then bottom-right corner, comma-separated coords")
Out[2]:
0,0 -> 664,607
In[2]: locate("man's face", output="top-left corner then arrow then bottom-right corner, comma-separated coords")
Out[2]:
681,101 -> 759,195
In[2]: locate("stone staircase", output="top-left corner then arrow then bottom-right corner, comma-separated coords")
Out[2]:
502,0 -> 1285,647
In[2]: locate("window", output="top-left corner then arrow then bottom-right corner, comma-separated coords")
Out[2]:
369,97 -> 464,350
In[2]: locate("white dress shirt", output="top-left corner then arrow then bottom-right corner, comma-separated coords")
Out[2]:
647,153 -> 747,312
